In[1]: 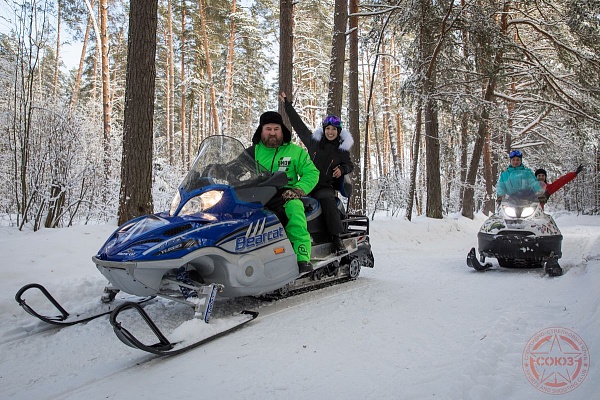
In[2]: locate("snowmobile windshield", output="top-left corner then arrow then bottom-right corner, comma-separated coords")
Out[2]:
179,135 -> 271,193
504,189 -> 539,207
502,190 -> 541,219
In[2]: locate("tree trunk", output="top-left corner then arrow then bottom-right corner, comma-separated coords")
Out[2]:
458,0 -> 469,210
458,112 -> 468,209
406,101 -> 423,221
482,132 -> 494,214
421,0 -> 450,219
118,0 -> 158,225
327,0 -> 347,116
99,0 -> 112,181
347,0 -> 360,213
198,0 -> 220,135
165,32 -> 173,164
223,0 -> 237,136
180,1 -> 187,165
382,39 -> 399,176
278,0 -> 294,130
596,144 -> 600,211
167,0 -> 175,163
424,91 -> 442,219
53,0 -> 61,102
71,0 -> 95,110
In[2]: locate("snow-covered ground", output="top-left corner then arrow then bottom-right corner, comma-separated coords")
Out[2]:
1,211 -> 598,400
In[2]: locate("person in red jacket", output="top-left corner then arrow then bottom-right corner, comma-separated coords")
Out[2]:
535,165 -> 583,205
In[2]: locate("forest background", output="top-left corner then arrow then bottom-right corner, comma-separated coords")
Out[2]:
1,0 -> 599,232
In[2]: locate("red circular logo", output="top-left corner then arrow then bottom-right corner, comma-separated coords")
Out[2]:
523,327 -> 590,394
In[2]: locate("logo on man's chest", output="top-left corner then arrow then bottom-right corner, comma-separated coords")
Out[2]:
278,157 -> 292,171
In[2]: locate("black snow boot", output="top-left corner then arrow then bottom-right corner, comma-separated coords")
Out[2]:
333,235 -> 347,255
544,255 -> 563,277
467,247 -> 492,271
298,261 -> 313,274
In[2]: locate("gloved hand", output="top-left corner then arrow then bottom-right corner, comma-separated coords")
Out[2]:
282,188 -> 306,201
496,196 -> 502,205
538,195 -> 547,205
576,164 -> 583,174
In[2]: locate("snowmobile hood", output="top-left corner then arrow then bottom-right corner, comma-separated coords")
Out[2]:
95,213 -> 220,261
479,194 -> 561,238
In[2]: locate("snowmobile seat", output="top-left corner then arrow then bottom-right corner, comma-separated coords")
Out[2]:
302,197 -> 322,222
337,174 -> 353,198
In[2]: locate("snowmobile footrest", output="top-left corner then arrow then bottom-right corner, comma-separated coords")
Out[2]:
195,283 -> 221,323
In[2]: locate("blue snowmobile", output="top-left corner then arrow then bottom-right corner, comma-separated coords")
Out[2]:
16,135 -> 373,354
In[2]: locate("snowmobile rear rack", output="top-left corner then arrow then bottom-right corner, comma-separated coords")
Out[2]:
344,214 -> 369,237
109,301 -> 258,356
15,283 -> 154,326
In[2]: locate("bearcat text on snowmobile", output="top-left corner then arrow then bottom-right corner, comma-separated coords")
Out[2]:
467,190 -> 563,276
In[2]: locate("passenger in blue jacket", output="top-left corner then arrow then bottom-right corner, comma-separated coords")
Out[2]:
496,150 -> 542,205
280,92 -> 354,254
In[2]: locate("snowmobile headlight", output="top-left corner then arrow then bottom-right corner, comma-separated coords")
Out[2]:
179,190 -> 224,215
169,191 -> 182,216
520,206 -> 535,218
503,206 -> 517,218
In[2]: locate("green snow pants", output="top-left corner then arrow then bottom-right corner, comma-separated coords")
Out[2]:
283,198 -> 311,262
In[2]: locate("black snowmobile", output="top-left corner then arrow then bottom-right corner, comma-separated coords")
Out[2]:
467,190 -> 563,276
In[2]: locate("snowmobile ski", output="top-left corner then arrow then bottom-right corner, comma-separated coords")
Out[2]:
15,283 -> 154,326
544,252 -> 563,277
466,248 -> 493,271
109,301 -> 258,356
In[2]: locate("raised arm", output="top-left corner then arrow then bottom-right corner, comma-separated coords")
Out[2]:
280,92 -> 313,148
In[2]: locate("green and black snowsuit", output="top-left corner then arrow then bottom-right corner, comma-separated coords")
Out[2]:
249,120 -> 319,263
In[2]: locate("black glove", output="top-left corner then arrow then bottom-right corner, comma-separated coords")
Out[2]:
538,195 -> 547,205
576,164 -> 583,174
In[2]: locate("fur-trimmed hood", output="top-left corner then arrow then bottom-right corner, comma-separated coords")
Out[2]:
312,127 -> 354,151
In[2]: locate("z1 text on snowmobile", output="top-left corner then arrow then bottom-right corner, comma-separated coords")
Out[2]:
15,135 -> 374,355
466,190 -> 563,276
